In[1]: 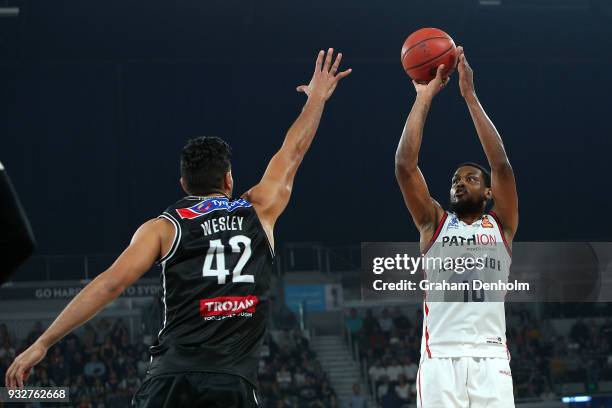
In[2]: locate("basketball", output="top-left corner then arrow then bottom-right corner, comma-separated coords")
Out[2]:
401,27 -> 458,83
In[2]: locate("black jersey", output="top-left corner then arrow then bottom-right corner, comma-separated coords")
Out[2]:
147,195 -> 274,387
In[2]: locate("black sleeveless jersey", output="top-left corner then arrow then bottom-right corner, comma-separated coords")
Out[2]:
148,195 -> 274,387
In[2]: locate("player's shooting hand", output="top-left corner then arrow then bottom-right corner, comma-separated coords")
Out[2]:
456,46 -> 476,100
5,341 -> 47,388
296,48 -> 352,101
412,64 -> 449,99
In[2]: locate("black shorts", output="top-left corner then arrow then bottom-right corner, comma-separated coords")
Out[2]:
131,372 -> 260,408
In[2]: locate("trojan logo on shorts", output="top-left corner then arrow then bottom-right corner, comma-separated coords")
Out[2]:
176,197 -> 252,220
200,295 -> 259,317
482,215 -> 494,228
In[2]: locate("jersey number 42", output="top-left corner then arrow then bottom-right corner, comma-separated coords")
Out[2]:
202,235 -> 254,284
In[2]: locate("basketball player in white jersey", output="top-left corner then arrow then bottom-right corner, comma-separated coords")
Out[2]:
395,47 -> 518,407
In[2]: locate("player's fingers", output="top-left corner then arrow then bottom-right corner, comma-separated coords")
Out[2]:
296,85 -> 307,93
8,363 -> 18,388
314,50 -> 324,72
323,48 -> 334,72
23,368 -> 32,382
6,365 -> 15,388
335,68 -> 352,80
434,64 -> 446,82
16,367 -> 24,388
456,46 -> 464,56
331,52 -> 342,75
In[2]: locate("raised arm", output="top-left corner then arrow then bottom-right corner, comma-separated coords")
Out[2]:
5,218 -> 173,388
395,66 -> 447,239
244,49 -> 351,245
457,47 -> 518,240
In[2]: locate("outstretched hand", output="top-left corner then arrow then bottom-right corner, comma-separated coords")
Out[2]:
456,46 -> 476,100
412,64 -> 449,99
296,48 -> 352,101
5,341 -> 47,388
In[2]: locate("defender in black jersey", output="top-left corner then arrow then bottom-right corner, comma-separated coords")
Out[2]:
142,194 -> 274,392
5,49 -> 352,407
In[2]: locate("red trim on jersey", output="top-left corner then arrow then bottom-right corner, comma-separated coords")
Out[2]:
418,363 -> 423,407
424,301 -> 432,358
421,213 -> 447,360
487,211 -> 512,256
422,212 -> 448,255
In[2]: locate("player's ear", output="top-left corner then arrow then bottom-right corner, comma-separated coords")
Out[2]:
179,177 -> 189,195
485,187 -> 493,200
224,171 -> 233,194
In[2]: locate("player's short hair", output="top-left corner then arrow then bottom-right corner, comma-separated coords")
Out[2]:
181,136 -> 232,195
457,162 -> 491,188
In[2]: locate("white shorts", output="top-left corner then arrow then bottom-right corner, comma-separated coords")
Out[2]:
416,357 -> 515,408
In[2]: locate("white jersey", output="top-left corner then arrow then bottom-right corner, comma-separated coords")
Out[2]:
420,211 -> 512,359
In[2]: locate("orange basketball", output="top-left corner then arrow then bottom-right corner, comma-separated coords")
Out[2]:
401,28 -> 458,83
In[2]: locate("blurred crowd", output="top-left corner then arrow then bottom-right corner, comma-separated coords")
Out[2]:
507,309 -> 612,398
346,307 -> 421,407
0,319 -> 146,407
3,304 -> 612,407
258,329 -> 337,407
345,304 -> 612,406
0,321 -> 335,408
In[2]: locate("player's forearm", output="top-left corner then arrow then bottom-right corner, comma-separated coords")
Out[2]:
281,95 -> 326,166
396,94 -> 431,171
465,95 -> 511,171
36,273 -> 123,349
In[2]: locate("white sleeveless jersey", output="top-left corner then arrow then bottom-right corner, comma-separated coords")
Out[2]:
420,211 -> 512,359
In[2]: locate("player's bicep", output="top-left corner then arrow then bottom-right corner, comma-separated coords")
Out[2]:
490,165 -> 518,236
102,219 -> 164,292
395,165 -> 442,231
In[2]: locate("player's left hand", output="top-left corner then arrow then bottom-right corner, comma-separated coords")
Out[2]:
296,48 -> 352,101
456,46 -> 476,99
4,341 -> 47,388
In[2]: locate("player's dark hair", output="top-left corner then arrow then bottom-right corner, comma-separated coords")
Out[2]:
457,162 -> 491,188
180,136 -> 232,195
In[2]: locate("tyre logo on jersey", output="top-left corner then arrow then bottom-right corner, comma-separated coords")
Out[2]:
176,197 -> 252,220
200,295 -> 259,317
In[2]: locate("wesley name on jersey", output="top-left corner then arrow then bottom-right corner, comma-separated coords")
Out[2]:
201,216 -> 244,237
